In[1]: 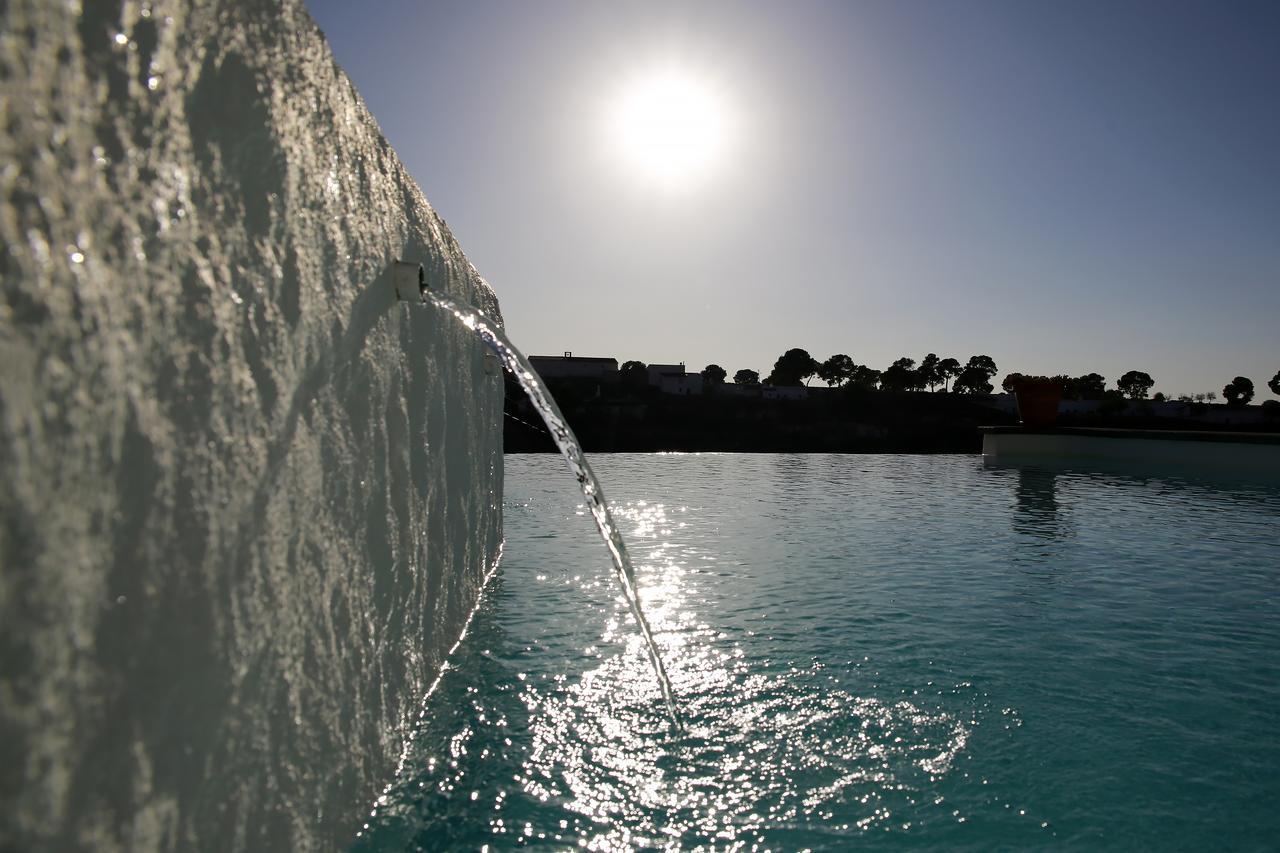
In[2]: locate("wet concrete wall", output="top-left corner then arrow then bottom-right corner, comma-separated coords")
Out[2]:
0,1 -> 503,848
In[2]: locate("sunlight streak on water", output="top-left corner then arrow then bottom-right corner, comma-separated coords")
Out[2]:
507,500 -> 969,848
355,474 -> 980,850
517,638 -> 967,848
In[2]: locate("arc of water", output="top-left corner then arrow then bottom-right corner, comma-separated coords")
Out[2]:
409,278 -> 681,729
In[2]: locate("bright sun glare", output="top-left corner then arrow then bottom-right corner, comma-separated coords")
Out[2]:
608,67 -> 731,190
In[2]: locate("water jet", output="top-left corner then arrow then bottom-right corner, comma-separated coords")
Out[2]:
394,259 -> 682,729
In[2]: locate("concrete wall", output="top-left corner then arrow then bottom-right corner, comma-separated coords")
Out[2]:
0,1 -> 503,849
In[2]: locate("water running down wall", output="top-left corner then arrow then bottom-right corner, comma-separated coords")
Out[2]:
0,1 -> 504,849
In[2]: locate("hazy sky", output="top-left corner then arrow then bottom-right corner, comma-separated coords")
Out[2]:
306,0 -> 1278,397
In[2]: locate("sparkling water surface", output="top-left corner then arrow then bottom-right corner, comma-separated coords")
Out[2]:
356,454 -> 1280,851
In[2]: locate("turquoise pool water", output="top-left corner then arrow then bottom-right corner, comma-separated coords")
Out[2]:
357,453 -> 1280,850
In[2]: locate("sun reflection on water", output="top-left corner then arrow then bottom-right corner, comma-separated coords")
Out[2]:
501,500 -> 970,849
356,496 -> 973,851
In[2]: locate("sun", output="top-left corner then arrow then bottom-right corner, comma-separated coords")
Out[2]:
607,66 -> 731,190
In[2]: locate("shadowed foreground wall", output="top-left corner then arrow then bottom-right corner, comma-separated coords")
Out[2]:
0,1 -> 503,849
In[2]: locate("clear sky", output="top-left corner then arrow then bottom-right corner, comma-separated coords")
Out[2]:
305,0 -> 1278,398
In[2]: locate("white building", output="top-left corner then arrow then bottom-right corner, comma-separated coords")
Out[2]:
646,361 -> 707,395
528,352 -> 618,381
659,372 -> 704,396
646,362 -> 687,386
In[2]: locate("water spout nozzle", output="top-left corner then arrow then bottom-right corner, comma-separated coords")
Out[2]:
392,259 -> 427,302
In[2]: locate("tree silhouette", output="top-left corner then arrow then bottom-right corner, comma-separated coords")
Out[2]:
846,364 -> 882,390
817,353 -> 855,387
1269,370 -> 1280,396
1117,370 -> 1154,399
767,348 -> 819,386
733,368 -> 760,385
701,364 -> 727,386
937,357 -> 962,391
952,355 -> 998,395
1223,376 -> 1254,407
1001,372 -> 1025,393
919,353 -> 943,391
880,357 -> 923,392
1072,373 -> 1107,399
953,368 -> 992,394
620,360 -> 648,388
967,355 -> 997,376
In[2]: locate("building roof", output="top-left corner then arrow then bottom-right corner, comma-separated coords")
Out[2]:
528,355 -> 618,364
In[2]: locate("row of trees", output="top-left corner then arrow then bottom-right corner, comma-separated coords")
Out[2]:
1169,372 -> 1279,405
702,350 -> 1002,394
1168,376 -> 1264,408
1219,375 -> 1272,407
1002,370 -> 1138,399
698,355 -> 1280,408
1000,371 -> 1278,408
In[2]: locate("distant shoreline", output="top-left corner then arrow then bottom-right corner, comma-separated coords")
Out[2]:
504,379 -> 1279,455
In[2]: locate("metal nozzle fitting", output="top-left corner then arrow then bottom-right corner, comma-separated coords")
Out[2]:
392,259 -> 427,301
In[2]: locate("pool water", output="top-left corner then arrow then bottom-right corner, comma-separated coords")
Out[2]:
355,453 -> 1280,850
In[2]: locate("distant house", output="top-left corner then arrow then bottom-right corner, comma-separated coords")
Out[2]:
646,361 -> 705,396
1004,395 -> 1270,425
646,362 -> 687,386
659,372 -> 704,396
528,352 -> 618,381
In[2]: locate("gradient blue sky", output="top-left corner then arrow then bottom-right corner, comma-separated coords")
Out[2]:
306,0 -> 1278,398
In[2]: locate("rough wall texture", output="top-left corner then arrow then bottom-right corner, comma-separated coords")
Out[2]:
0,1 -> 504,849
